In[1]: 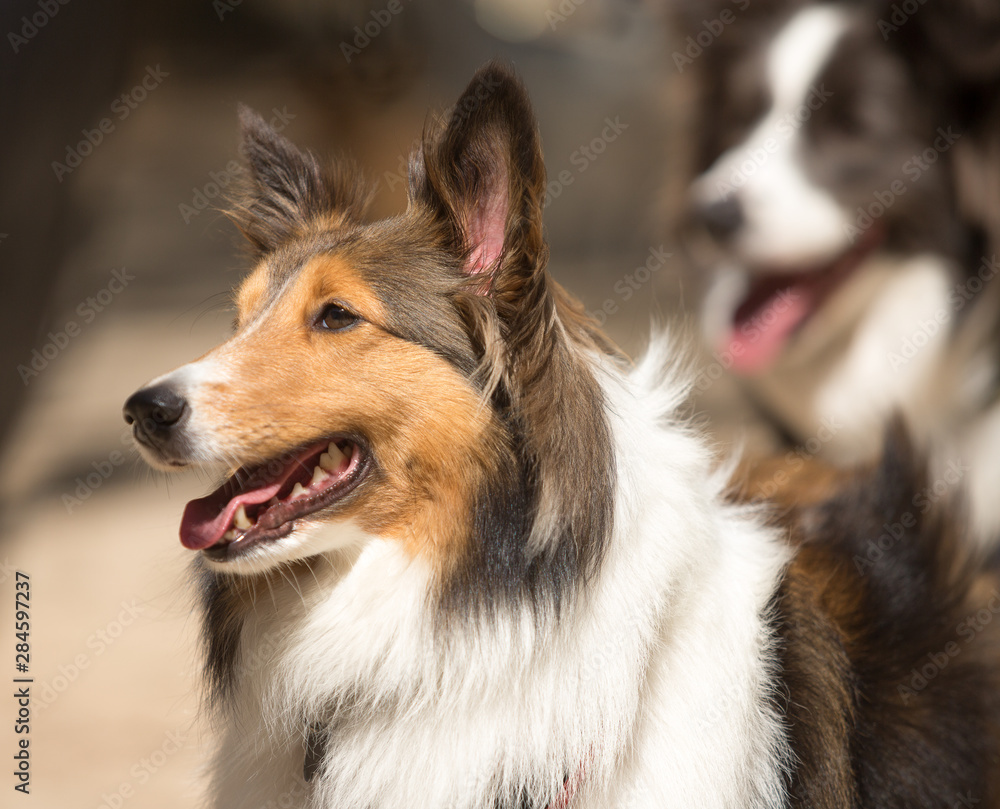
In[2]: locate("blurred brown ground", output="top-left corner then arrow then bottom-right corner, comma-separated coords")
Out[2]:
0,1 -> 748,805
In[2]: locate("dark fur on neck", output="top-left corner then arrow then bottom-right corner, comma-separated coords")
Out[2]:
767,428 -> 1000,807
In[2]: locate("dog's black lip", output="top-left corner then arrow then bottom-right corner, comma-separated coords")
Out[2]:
202,440 -> 372,563
131,428 -> 190,467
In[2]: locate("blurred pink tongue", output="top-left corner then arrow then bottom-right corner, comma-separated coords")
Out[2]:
180,482 -> 283,550
722,283 -> 814,374
720,224 -> 886,375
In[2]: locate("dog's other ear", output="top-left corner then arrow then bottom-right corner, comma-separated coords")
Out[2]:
914,0 -> 1000,81
411,62 -> 547,292
230,106 -> 369,256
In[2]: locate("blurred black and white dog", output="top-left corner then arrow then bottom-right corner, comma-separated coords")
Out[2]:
676,0 -> 1000,539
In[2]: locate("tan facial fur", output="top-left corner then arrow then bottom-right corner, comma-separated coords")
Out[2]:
187,252 -> 496,566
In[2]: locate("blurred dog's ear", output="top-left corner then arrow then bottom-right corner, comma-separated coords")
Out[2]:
409,61 -> 547,290
915,0 -> 1000,81
229,106 -> 370,256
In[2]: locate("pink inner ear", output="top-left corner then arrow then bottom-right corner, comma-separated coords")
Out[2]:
464,184 -> 508,283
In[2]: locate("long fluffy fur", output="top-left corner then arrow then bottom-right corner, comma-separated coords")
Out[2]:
124,63 -> 1000,809
202,339 -> 794,809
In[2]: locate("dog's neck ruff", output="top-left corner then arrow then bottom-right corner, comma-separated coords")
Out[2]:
201,337 -> 791,809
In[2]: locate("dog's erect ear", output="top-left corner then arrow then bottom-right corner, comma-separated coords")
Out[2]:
411,62 -> 547,290
230,106 -> 369,256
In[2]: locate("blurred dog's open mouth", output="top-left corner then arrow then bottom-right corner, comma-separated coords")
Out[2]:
723,225 -> 885,373
180,437 -> 367,561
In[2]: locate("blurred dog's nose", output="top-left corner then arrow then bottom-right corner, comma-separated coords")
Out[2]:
123,385 -> 188,440
699,196 -> 744,241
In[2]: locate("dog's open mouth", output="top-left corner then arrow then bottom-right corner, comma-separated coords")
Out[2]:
180,437 -> 368,560
723,225 -> 885,373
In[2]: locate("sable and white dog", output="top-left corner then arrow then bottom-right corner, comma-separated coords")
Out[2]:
676,0 -> 1000,539
125,64 -> 1000,809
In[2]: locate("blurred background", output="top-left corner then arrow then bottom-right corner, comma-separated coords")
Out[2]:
0,1 -> 701,805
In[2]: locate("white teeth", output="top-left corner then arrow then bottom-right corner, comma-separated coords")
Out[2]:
234,504 -> 252,530
319,442 -> 347,472
222,529 -> 237,542
310,465 -> 329,487
289,482 -> 309,501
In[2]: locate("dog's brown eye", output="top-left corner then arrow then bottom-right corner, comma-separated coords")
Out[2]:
316,304 -> 358,332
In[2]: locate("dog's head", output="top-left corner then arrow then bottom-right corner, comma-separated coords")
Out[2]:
124,64 -> 614,586
677,0 -> 975,454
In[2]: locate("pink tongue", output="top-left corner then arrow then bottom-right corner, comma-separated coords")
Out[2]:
180,481 -> 284,550
721,284 -> 814,374
178,442 -> 343,551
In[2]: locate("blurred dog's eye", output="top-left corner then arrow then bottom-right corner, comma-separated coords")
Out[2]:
316,304 -> 358,332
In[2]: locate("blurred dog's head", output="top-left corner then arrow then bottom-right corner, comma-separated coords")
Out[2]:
677,0 -> 988,457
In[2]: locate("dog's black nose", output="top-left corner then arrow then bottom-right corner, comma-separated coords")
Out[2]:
699,196 -> 744,241
123,385 -> 188,439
